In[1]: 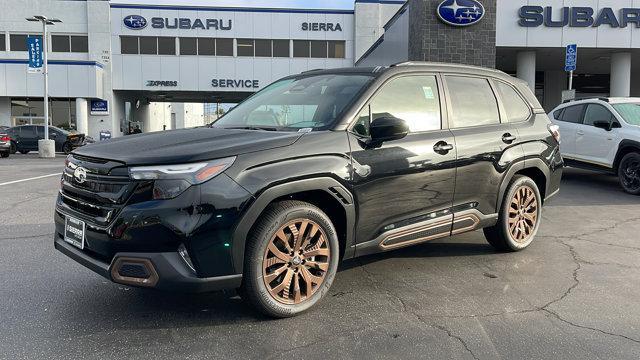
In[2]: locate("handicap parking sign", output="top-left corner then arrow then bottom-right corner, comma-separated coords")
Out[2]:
565,44 -> 578,72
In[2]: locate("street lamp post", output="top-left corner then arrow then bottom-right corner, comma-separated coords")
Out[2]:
26,15 -> 61,158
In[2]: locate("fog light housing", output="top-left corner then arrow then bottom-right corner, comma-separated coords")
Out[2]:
178,244 -> 196,274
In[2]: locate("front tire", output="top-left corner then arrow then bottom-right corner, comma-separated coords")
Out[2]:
484,175 -> 542,252
242,200 -> 339,318
618,152 -> 640,195
10,141 -> 17,154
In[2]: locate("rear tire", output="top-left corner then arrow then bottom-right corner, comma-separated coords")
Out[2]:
62,142 -> 73,155
0,151 -> 8,158
618,152 -> 640,195
241,200 -> 339,318
484,175 -> 542,252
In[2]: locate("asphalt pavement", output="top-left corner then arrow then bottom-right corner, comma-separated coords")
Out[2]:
1,153 -> 639,359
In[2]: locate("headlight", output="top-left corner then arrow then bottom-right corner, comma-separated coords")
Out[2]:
129,157 -> 236,199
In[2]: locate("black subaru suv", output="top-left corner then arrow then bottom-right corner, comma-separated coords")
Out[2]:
55,63 -> 563,317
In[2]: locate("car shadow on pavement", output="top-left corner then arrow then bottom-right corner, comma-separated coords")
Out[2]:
549,167 -> 639,206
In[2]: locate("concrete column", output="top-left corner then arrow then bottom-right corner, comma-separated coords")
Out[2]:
543,70 -> 565,113
517,51 -> 537,92
611,52 -> 631,98
0,98 -> 10,127
75,98 -> 88,135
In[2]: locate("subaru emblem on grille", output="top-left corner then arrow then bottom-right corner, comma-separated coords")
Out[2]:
73,167 -> 87,184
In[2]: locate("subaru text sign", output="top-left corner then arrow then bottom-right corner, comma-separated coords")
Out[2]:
90,100 -> 109,115
123,15 -> 147,30
437,0 -> 485,27
27,36 -> 43,74
565,44 -> 577,72
123,15 -> 232,30
519,6 -> 640,28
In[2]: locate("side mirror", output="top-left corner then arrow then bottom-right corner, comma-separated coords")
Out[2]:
593,120 -> 612,131
369,116 -> 409,144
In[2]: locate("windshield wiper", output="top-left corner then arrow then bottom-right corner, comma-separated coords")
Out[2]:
220,126 -> 279,131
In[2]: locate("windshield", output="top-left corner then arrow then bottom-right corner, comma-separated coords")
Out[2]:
212,74 -> 374,131
612,103 -> 640,126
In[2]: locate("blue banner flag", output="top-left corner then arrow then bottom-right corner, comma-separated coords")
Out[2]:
27,36 -> 43,74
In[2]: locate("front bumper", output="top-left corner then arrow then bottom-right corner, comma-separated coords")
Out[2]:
54,235 -> 242,292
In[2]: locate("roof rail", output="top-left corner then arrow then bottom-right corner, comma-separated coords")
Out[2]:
301,68 -> 324,74
389,61 -> 507,75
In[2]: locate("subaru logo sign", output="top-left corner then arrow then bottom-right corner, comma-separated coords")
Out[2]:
437,0 -> 485,27
123,15 -> 147,30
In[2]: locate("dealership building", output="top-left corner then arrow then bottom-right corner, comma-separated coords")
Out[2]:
1,0 -> 640,140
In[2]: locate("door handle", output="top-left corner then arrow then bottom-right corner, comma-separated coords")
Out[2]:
577,130 -> 585,136
502,133 -> 517,144
433,141 -> 454,154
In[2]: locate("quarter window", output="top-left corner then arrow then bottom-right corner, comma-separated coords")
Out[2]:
560,105 -> 585,124
354,76 -> 442,135
446,76 -> 500,128
495,81 -> 531,123
583,104 -> 614,126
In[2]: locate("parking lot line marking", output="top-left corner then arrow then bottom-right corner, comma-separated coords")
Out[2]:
0,173 -> 61,187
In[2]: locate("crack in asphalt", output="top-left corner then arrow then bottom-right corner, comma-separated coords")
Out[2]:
0,232 -> 54,241
353,223 -> 640,356
358,262 -> 480,360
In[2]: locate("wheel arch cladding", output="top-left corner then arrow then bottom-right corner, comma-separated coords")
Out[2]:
515,167 -> 547,201
614,140 -> 640,172
497,159 -> 550,212
231,178 -> 355,274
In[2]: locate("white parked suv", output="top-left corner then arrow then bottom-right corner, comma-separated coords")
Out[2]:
549,97 -> 640,195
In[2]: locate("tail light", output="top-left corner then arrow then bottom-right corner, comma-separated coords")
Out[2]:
0,135 -> 10,142
548,124 -> 561,144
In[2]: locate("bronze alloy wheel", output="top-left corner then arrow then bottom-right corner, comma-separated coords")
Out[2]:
262,219 -> 331,305
508,185 -> 538,243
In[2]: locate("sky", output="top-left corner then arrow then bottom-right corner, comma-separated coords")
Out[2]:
109,0 -> 357,10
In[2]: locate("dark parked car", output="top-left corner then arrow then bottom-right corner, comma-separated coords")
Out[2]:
8,125 -> 90,154
0,132 -> 10,158
54,63 -> 563,317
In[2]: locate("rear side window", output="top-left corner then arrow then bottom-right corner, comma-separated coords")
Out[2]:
495,81 -> 531,123
560,105 -> 585,124
583,104 -> 614,126
446,76 -> 500,128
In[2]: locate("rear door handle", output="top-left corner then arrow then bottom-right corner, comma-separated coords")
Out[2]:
502,133 -> 517,143
433,141 -> 454,154
577,130 -> 585,136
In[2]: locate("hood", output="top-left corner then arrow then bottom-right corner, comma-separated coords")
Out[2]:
72,127 -> 303,165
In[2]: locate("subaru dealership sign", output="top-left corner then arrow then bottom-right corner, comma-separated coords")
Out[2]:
90,100 -> 109,115
437,0 -> 485,27
123,15 -> 232,30
519,6 -> 640,28
123,15 -> 147,30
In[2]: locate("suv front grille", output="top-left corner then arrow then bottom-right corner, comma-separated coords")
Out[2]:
59,155 -> 136,227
